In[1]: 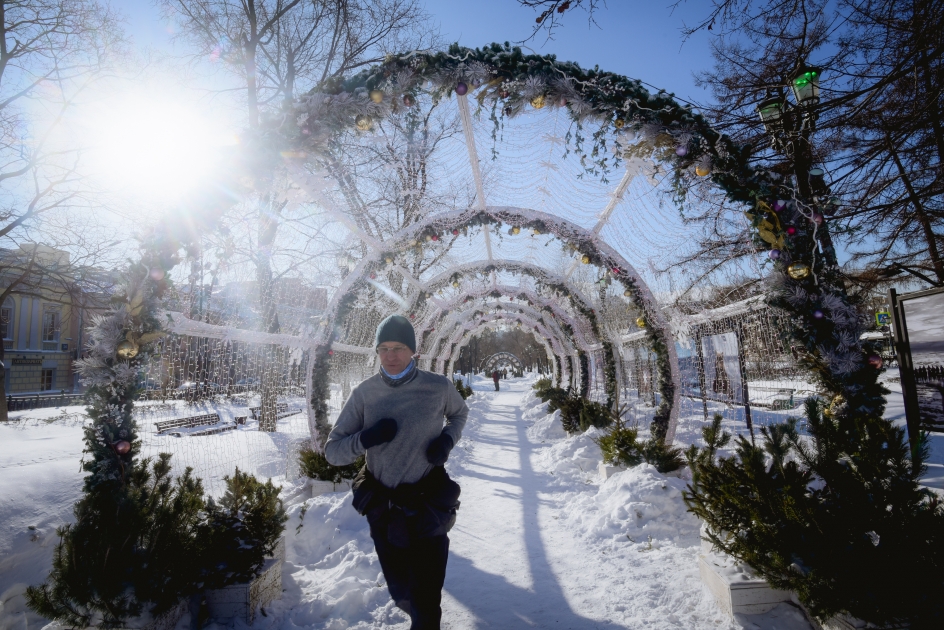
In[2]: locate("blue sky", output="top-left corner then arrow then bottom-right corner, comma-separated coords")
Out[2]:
121,0 -> 715,104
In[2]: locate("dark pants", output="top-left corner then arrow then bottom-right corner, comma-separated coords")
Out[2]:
493,380 -> 499,391
370,523 -> 450,630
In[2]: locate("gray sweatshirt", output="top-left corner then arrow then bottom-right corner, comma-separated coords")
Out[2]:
324,369 -> 468,488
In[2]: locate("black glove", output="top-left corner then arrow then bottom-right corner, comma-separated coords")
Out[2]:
426,432 -> 455,466
359,417 -> 398,449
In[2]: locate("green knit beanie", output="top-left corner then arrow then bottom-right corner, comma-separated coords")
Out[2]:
375,314 -> 416,352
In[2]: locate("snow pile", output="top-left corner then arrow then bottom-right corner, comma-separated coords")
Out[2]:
562,463 -> 699,546
533,424 -> 604,483
272,492 -> 404,629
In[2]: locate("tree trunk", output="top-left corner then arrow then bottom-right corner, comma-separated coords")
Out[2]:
887,139 -> 944,283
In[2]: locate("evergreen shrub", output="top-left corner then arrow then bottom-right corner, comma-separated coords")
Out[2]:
595,407 -> 684,473
26,456 -> 287,628
453,378 -> 473,399
299,447 -> 365,483
684,400 -> 944,628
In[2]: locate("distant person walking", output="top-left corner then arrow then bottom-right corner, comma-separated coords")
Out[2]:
492,369 -> 500,391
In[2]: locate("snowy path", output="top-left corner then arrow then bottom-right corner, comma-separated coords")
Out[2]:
276,377 -> 813,629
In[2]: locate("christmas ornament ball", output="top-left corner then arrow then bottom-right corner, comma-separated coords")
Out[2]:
369,272 -> 377,279
455,82 -> 468,96
675,145 -> 688,157
369,89 -> 384,103
768,249 -> 781,260
786,226 -> 797,235
614,118 -> 625,129
117,341 -> 139,359
328,349 -> 334,356
452,280 -> 460,288
403,94 -> 415,107
530,94 -> 546,109
773,199 -> 787,212
431,234 -> 439,241
695,164 -> 711,177
452,229 -> 459,236
385,256 -> 393,264
510,226 -> 521,235
635,317 -> 646,328
811,213 -> 824,225
624,290 -> 632,297
581,254 -> 591,264
355,114 -> 372,131
868,354 -> 883,369
425,234 -> 432,241
532,228 -> 541,235
115,440 -> 131,454
787,262 -> 811,280
813,310 -> 824,319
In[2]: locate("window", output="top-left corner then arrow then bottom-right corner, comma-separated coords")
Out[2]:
42,309 -> 60,341
1,303 -> 11,349
0,306 -> 13,339
42,307 -> 60,351
41,368 -> 55,391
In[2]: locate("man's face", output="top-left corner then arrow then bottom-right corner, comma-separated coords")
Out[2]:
377,342 -> 414,374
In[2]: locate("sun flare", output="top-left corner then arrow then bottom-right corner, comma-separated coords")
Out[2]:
85,93 -> 234,201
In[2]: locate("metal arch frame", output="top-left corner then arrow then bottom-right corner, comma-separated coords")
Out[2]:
446,316 -> 564,386
309,206 -> 680,442
480,352 -> 525,374
415,268 -> 598,348
429,299 -> 590,362
429,300 -> 577,378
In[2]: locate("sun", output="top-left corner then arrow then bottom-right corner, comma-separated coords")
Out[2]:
84,91 -> 235,202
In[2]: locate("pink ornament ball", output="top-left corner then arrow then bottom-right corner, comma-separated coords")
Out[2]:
813,310 -> 824,319
773,200 -> 787,212
452,229 -> 459,236
115,440 -> 131,454
455,82 -> 468,96
675,145 -> 688,157
328,350 -> 334,356
812,213 -> 824,225
868,354 -> 883,369
431,234 -> 439,241
768,249 -> 781,260
786,226 -> 797,236
149,267 -> 166,281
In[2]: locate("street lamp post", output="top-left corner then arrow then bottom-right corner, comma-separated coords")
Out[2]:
755,64 -> 840,269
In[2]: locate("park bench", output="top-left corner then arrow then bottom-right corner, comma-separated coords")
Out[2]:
248,403 -> 302,421
169,423 -> 236,438
6,392 -> 85,411
751,387 -> 796,410
155,412 -> 221,434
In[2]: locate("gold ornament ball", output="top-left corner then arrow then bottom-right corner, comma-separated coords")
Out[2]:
385,256 -> 394,264
355,114 -> 372,131
511,226 -> 521,235
369,89 -> 384,103
117,340 -> 139,359
695,164 -> 711,177
532,228 -> 541,235
530,94 -> 546,109
581,254 -> 591,264
452,280 -> 460,288
636,317 -> 646,328
787,262 -> 811,280
614,118 -> 625,129
624,290 -> 632,297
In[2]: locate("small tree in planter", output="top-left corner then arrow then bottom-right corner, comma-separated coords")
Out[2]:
684,400 -> 944,628
26,262 -> 287,628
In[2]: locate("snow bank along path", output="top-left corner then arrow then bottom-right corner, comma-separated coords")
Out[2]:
275,376 -> 812,629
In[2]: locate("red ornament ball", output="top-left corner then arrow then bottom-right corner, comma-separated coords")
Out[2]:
431,234 -> 439,241
328,350 -> 334,356
786,226 -> 797,236
455,82 -> 468,95
452,229 -> 459,236
868,354 -> 883,369
811,213 -> 824,225
115,440 -> 131,454
370,272 -> 377,279
410,313 -> 416,319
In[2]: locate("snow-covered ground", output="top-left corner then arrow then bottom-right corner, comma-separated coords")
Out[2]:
1,373 -> 939,629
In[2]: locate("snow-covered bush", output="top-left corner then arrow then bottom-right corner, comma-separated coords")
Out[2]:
594,408 -> 684,473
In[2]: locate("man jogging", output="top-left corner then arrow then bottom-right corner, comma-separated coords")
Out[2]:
325,314 -> 467,629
